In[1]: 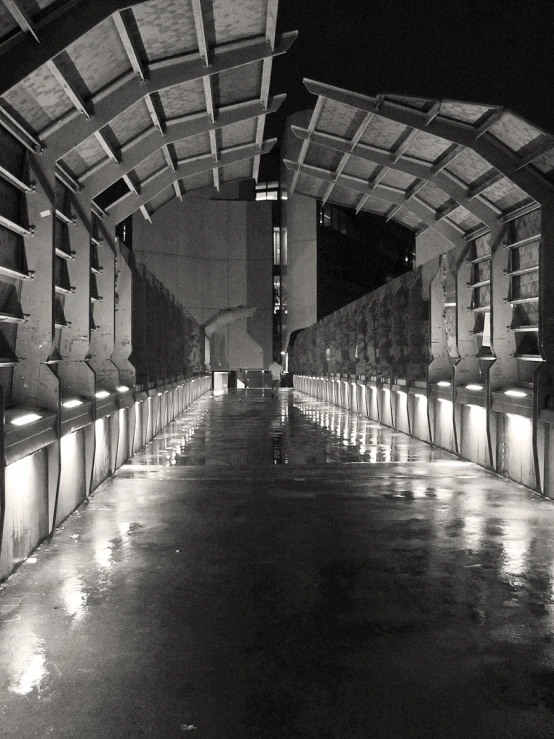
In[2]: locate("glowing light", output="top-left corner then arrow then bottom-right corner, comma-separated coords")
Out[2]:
95,390 -> 110,399
157,392 -> 163,396
383,387 -> 390,394
466,384 -> 483,391
61,575 -> 87,620
11,413 -> 42,426
8,650 -> 47,696
504,389 -> 527,398
396,390 -> 407,396
438,398 -> 452,405
62,398 -> 83,408
117,385 -> 130,393
437,380 -> 451,387
414,393 -> 426,399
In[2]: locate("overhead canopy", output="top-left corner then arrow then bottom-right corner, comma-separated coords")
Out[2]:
284,79 -> 554,247
0,0 -> 295,222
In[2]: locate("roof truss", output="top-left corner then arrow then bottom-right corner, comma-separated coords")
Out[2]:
107,138 -> 276,223
303,79 -> 553,205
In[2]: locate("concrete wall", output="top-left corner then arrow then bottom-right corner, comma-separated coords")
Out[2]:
283,192 -> 317,348
416,229 -> 453,266
132,196 -> 273,370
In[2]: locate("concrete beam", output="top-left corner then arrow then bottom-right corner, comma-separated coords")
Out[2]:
303,79 -> 553,205
292,125 -> 499,229
83,95 -> 285,196
41,32 -> 296,158
284,159 -> 464,247
108,138 -> 276,223
0,0 -> 152,97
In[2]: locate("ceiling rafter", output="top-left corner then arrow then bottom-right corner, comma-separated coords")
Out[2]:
252,115 -> 265,183
162,144 -> 176,172
139,204 -> 152,222
284,159 -> 464,247
94,130 -> 119,164
46,59 -> 91,119
1,0 -> 39,42
252,0 -> 279,181
386,204 -> 402,222
173,180 -> 183,201
191,0 -> 218,190
145,94 -> 164,134
107,138 -> 276,224
113,10 -> 146,83
291,126 -> 498,229
40,32 -> 297,158
405,179 -> 427,201
391,128 -> 420,162
0,0 -> 154,97
425,100 -> 441,125
80,95 -> 285,197
431,144 -> 465,175
515,137 -> 554,170
434,201 -> 459,222
466,170 -> 504,199
303,79 -> 553,204
319,112 -> 374,206
474,107 -> 504,138
289,95 -> 325,197
122,172 -> 140,196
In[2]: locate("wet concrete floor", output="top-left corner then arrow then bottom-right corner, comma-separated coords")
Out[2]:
3,390 -> 554,737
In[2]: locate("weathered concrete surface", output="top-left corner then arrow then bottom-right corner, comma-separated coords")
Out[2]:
3,390 -> 554,737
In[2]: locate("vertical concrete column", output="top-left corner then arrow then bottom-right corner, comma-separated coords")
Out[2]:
13,155 -> 60,411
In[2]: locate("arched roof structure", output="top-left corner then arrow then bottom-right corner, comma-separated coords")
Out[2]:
284,79 -> 554,249
0,0 -> 295,227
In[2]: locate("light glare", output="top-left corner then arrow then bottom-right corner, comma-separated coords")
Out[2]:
95,390 -> 110,399
11,413 -> 42,426
62,399 -> 83,408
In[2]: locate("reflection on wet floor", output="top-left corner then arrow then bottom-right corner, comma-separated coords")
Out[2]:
130,388 -> 451,467
7,388 -> 554,736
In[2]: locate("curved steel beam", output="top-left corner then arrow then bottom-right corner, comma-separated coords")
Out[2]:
108,138 -> 276,223
291,125 -> 499,230
303,79 -> 552,206
0,0 -> 151,97
40,32 -> 297,158
284,159 -> 464,248
82,94 -> 285,196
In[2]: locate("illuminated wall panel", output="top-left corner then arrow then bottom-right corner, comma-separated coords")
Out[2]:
1,450 -> 48,580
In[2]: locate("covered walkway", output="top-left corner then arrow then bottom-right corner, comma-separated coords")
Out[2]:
3,390 -> 554,737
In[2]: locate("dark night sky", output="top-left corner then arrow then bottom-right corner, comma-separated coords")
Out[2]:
266,0 -> 554,143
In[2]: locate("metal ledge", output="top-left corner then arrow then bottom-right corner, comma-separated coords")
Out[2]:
4,411 -> 57,466
61,401 -> 94,437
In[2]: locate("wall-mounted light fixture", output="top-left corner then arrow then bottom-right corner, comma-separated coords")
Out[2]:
95,390 -> 110,399
117,385 -> 130,393
466,384 -> 483,391
11,412 -> 42,426
437,380 -> 451,387
62,398 -> 84,409
504,389 -> 527,398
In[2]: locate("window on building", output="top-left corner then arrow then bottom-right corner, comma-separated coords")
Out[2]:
273,227 -> 280,265
255,181 -> 279,201
273,276 -> 281,313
